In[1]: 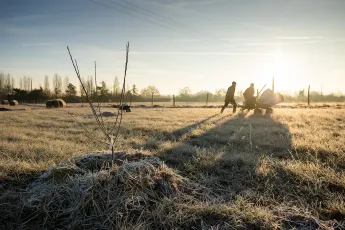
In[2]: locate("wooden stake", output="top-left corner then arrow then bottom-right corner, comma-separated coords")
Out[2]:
308,85 -> 310,105
173,95 -> 175,107
206,93 -> 209,106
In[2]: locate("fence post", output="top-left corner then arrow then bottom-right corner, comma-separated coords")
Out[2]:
151,93 -> 154,107
173,95 -> 175,107
206,93 -> 209,106
272,76 -> 275,93
308,85 -> 310,105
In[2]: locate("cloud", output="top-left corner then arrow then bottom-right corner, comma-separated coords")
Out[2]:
65,45 -> 273,56
22,42 -> 58,47
175,0 -> 227,7
243,42 -> 285,47
300,38 -> 345,44
241,22 -> 286,33
172,39 -> 203,42
129,51 -> 273,56
276,36 -> 325,40
147,0 -> 227,8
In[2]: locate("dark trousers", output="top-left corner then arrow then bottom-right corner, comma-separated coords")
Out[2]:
221,98 -> 236,113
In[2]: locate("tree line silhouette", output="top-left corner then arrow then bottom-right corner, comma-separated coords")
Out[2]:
0,72 -> 344,104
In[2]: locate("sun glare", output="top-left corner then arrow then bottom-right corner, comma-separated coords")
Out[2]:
271,50 -> 294,92
250,50 -> 295,94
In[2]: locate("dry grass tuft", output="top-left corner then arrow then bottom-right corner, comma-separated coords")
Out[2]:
40,163 -> 86,181
15,153 -> 197,229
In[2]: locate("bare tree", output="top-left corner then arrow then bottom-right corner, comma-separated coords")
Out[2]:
26,76 -> 29,91
67,42 -> 129,162
132,84 -> 138,95
215,89 -> 226,97
126,84 -> 130,94
53,74 -> 62,97
0,72 -> 4,95
4,74 -> 12,95
113,76 -> 120,96
79,76 -> 85,97
140,85 -> 160,97
23,76 -> 27,91
10,76 -> 15,93
86,76 -> 94,98
179,87 -> 192,97
63,76 -> 70,94
22,76 -> 32,92
44,75 -> 50,95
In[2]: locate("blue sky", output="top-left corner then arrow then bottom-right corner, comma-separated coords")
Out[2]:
1,0 -> 345,94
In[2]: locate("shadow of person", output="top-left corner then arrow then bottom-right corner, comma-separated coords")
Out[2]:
154,112 -> 293,191
170,114 -> 218,140
136,111 -> 345,227
189,112 -> 291,156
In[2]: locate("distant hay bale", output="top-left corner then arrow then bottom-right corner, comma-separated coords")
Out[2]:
1,100 -> 9,105
9,100 -> 18,106
101,111 -> 115,117
46,99 -> 66,108
153,105 -> 163,108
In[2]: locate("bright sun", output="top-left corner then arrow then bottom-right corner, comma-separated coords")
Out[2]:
251,49 -> 296,94
271,50 -> 294,92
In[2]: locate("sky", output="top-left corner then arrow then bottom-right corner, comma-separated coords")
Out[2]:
1,0 -> 345,95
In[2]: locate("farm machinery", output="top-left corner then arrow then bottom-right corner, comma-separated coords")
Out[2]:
239,85 -> 284,115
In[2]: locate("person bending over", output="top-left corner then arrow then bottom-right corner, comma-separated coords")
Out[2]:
243,83 -> 256,108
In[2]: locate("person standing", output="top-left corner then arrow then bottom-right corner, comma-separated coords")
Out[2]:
221,81 -> 237,113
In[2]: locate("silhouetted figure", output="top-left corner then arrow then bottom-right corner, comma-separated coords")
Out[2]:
221,81 -> 237,113
243,83 -> 256,110
243,83 -> 255,100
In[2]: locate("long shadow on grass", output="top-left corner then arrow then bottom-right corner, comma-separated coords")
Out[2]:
156,112 -> 292,191
170,114 -> 219,140
145,112 -> 345,228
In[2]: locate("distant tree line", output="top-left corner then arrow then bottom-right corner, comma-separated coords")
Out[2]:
0,72 -> 344,104
281,89 -> 345,103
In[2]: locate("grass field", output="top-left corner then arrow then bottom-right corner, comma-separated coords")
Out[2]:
0,107 -> 345,229
3,101 -> 345,110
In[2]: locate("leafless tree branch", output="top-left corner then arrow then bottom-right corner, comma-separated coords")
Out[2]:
66,43 -> 130,163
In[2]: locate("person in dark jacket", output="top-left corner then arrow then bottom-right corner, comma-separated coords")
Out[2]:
221,81 -> 237,113
243,83 -> 255,100
243,83 -> 256,109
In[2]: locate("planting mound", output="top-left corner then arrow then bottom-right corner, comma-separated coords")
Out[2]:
18,152 -> 207,229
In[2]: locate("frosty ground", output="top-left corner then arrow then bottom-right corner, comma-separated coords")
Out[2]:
0,107 -> 344,229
